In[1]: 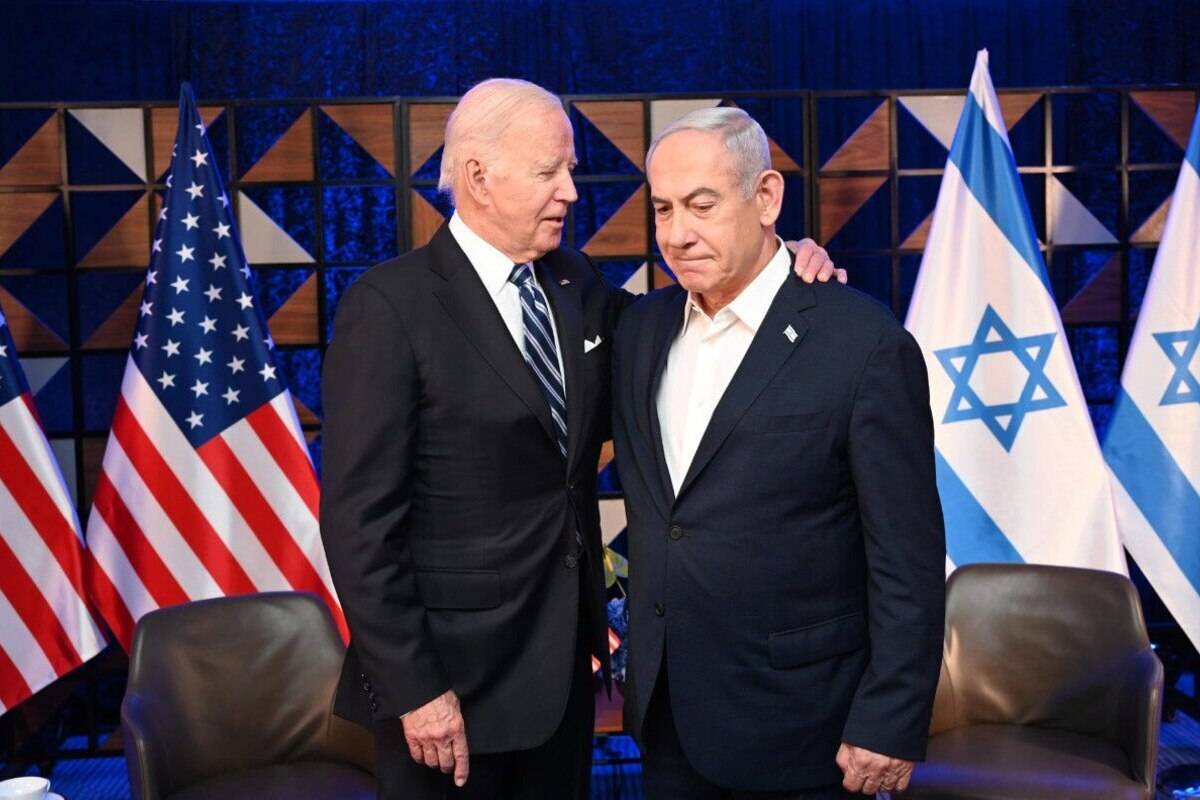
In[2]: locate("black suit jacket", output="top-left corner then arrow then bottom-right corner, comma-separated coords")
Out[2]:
320,223 -> 630,754
612,273 -> 946,790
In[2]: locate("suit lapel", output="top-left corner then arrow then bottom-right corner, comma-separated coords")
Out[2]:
537,257 -> 584,474
674,276 -> 816,504
429,224 -> 558,448
645,290 -> 687,513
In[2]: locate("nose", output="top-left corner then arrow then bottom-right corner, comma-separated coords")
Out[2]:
556,170 -> 578,204
665,208 -> 695,251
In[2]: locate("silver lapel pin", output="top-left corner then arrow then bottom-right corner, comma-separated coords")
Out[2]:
559,278 -> 571,286
783,324 -> 798,343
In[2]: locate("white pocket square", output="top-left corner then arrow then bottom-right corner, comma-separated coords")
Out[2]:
584,335 -> 603,353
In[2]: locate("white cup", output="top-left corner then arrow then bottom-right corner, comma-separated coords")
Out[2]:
0,776 -> 51,800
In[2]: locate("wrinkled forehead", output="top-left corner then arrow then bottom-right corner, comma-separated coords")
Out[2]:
499,108 -> 574,161
648,130 -> 738,197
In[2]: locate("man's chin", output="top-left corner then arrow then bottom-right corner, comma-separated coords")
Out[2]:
673,271 -> 709,295
537,232 -> 564,255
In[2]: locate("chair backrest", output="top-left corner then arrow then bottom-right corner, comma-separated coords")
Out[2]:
123,592 -> 348,795
931,563 -> 1153,746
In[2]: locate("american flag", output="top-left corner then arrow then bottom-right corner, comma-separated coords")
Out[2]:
592,628 -> 621,674
0,306 -> 105,713
84,84 -> 347,648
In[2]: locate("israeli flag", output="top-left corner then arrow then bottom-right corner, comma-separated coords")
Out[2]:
1103,104 -> 1200,646
905,50 -> 1125,574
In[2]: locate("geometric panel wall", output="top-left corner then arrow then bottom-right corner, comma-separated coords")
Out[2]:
0,87 -> 1196,515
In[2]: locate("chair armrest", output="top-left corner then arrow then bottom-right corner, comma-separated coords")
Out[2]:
927,658 -> 957,736
1119,647 -> 1163,791
324,713 -> 377,775
121,692 -> 169,800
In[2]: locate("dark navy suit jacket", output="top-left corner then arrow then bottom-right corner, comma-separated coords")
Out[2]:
612,271 -> 946,790
321,223 -> 630,754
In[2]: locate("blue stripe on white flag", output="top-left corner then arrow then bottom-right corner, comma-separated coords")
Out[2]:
948,95 -> 1051,293
934,448 -> 1024,565
1187,104 -> 1200,175
1105,389 -> 1200,597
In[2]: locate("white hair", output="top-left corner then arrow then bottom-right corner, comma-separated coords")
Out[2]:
438,78 -> 564,202
646,106 -> 771,197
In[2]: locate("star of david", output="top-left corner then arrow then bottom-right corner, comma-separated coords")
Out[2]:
934,305 -> 1067,451
1153,316 -> 1200,406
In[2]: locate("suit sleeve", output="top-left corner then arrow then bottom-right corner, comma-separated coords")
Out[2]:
841,324 -> 946,761
320,279 -> 448,720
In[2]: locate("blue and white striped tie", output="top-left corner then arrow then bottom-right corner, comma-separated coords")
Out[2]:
509,263 -> 568,460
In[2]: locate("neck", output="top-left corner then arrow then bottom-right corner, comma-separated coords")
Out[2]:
696,231 -> 779,316
456,204 -> 534,264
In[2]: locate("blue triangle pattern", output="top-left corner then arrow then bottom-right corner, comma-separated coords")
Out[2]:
0,108 -> 55,170
65,113 -> 142,185
318,111 -> 391,181
75,271 -> 144,343
0,273 -> 70,343
236,104 -> 307,179
70,190 -> 142,266
0,196 -> 65,268
570,108 -> 640,176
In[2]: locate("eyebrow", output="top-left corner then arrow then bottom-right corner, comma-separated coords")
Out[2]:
535,157 -> 576,171
649,187 -> 721,205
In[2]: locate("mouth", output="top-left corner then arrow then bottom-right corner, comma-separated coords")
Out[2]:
542,216 -> 565,227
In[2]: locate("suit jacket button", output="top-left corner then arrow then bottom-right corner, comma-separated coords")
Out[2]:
564,553 -> 578,569
669,525 -> 683,540
654,602 -> 665,617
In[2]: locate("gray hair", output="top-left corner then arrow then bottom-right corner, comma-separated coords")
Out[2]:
438,78 -> 564,202
646,106 -> 771,197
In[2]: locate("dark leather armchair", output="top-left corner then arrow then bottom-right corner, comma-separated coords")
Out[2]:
122,592 -> 375,800
904,563 -> 1162,800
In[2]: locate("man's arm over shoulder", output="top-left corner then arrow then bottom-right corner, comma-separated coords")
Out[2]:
842,319 -> 946,761
320,274 -> 448,720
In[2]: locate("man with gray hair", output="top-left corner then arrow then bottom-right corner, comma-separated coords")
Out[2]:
321,80 -> 842,799
612,106 -> 945,798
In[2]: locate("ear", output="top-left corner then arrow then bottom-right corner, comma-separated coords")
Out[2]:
461,156 -> 491,207
755,169 -> 784,226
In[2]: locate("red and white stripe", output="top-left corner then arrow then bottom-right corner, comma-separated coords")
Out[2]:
0,394 -> 105,714
592,626 -> 622,673
86,359 -> 346,649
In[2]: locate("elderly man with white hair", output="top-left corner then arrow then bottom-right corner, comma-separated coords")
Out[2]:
320,79 -> 842,799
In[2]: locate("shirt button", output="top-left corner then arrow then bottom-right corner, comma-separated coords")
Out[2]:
564,553 -> 578,569
654,602 -> 665,617
669,525 -> 684,541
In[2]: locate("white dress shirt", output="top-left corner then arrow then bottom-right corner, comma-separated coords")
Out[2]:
657,239 -> 791,494
448,212 -> 567,396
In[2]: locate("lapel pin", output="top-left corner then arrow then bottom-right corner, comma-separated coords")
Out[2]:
783,324 -> 798,343
559,278 -> 571,286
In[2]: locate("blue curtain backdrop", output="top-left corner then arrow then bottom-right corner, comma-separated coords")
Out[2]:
2,0 -> 1198,102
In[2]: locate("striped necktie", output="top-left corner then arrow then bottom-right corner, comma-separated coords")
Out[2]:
509,263 -> 568,460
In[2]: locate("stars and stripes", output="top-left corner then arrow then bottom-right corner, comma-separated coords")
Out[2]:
592,627 -> 622,674
0,306 -> 106,713
84,83 -> 347,649
904,50 -> 1125,574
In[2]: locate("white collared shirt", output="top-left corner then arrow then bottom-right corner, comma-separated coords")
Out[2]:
656,239 -> 791,494
448,212 -> 567,395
